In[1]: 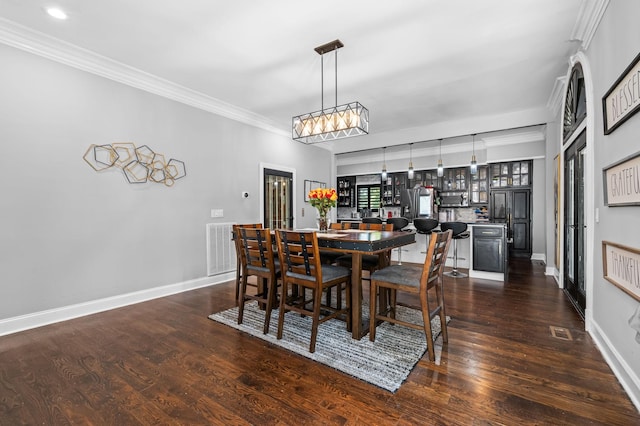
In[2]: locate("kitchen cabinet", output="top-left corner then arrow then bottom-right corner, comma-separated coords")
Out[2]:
470,165 -> 489,205
414,169 -> 440,189
490,160 -> 532,188
382,172 -> 407,207
490,188 -> 531,258
337,176 -> 355,207
443,167 -> 468,191
469,224 -> 508,282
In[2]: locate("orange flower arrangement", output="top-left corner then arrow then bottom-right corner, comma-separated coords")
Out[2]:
308,187 -> 337,230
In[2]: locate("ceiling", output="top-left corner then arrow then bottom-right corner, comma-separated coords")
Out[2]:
0,0 -> 589,154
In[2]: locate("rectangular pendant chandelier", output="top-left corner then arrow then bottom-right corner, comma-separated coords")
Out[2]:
292,101 -> 369,144
292,39 -> 369,144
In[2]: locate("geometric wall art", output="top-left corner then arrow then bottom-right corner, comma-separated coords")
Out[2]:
83,143 -> 186,187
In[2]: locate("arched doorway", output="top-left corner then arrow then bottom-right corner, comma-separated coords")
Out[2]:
562,63 -> 587,317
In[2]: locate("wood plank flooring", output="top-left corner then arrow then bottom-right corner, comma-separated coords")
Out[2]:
0,259 -> 638,425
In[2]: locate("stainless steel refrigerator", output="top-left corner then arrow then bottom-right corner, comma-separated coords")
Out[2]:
400,187 -> 438,220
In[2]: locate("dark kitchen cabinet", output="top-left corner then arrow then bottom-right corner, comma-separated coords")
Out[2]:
443,167 -> 468,191
490,188 -> 531,258
470,165 -> 489,205
473,226 -> 505,273
337,176 -> 355,207
490,160 -> 532,188
382,172 -> 408,207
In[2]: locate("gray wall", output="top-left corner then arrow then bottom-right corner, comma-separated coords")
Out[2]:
0,43 -> 331,320
581,0 -> 640,404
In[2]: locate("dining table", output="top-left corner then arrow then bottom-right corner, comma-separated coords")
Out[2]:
315,228 -> 416,339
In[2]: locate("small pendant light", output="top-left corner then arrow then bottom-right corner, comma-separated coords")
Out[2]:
470,134 -> 477,175
381,147 -> 387,180
437,139 -> 444,177
407,143 -> 414,179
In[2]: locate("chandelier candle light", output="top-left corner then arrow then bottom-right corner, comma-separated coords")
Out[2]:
293,39 -> 369,143
308,187 -> 337,231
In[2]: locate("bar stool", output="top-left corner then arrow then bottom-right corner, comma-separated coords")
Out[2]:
440,222 -> 470,278
413,218 -> 439,254
386,217 -> 410,264
362,217 -> 383,224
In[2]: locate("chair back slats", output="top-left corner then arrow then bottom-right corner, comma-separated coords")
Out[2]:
277,230 -> 321,281
421,229 -> 453,293
239,227 -> 273,270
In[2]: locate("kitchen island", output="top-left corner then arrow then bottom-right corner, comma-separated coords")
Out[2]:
468,223 -> 508,282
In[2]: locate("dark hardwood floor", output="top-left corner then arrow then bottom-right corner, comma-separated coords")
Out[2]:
1,259 -> 638,425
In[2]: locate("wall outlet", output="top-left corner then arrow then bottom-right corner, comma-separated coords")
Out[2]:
211,209 -> 224,218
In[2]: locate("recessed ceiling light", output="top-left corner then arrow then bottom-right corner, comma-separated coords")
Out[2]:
46,7 -> 68,20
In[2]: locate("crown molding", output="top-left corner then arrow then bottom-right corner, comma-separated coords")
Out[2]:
0,17 -> 289,138
571,0 -> 610,51
482,130 -> 545,148
547,76 -> 567,118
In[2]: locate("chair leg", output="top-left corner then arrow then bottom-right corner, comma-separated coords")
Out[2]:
237,274 -> 248,325
420,291 -> 436,362
235,264 -> 241,303
277,282 -> 288,340
263,276 -> 275,334
309,288 -> 322,353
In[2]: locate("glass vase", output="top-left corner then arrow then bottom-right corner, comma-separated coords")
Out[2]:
318,213 -> 329,231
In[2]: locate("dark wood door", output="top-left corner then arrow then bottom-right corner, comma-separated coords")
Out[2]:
490,188 -> 531,258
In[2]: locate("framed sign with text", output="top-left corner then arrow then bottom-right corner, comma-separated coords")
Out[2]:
602,241 -> 640,302
602,151 -> 640,206
603,51 -> 640,134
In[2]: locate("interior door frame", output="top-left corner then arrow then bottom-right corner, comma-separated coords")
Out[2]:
559,53 -> 595,330
259,163 -> 296,229
563,130 -> 587,317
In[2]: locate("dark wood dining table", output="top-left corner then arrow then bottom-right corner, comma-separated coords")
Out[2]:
315,229 -> 416,339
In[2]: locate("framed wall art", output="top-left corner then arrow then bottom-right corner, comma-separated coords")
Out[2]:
603,51 -> 640,135
304,179 -> 326,201
602,241 -> 640,302
602,150 -> 640,206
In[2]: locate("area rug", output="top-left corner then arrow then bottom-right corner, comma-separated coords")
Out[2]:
208,303 -> 449,392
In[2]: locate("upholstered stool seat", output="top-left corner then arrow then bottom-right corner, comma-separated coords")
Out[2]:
386,217 -> 410,264
362,217 -> 383,224
440,221 -> 469,278
413,218 -> 439,254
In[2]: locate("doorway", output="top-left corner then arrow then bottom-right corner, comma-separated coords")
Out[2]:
263,168 -> 293,229
564,131 -> 586,317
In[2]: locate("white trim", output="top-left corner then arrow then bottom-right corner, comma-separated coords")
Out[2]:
0,274 -> 233,337
0,17 -> 288,138
590,320 -> 640,411
547,76 -> 567,118
570,0 -> 610,51
531,253 -> 546,263
482,130 -> 546,148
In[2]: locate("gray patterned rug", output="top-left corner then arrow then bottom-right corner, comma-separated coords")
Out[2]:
208,302 -> 449,392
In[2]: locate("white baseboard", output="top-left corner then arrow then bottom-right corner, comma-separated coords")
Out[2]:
0,272 -> 235,337
531,253 -> 546,263
589,320 -> 640,412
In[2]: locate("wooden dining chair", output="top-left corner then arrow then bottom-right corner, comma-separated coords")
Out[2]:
275,230 -> 351,353
236,227 -> 280,334
232,223 -> 263,303
369,229 -> 452,361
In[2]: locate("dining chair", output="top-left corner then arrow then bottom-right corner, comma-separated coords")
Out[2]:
369,229 -> 452,361
236,227 -> 280,334
232,223 -> 263,302
275,230 -> 351,353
